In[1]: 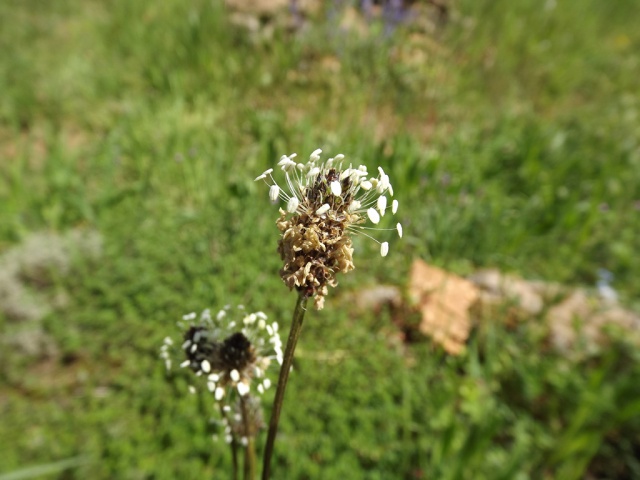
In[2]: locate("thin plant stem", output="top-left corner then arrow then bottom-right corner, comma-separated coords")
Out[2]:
261,292 -> 308,480
219,403 -> 239,480
240,396 -> 256,480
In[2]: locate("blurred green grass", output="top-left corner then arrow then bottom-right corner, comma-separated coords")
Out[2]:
1,0 -> 640,478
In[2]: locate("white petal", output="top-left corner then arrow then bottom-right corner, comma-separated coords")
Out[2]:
377,196 -> 387,216
392,199 -> 399,214
287,197 -> 299,213
397,223 -> 403,238
237,382 -> 250,396
316,203 -> 330,215
367,208 -> 380,224
330,181 -> 342,196
269,185 -> 280,203
380,242 -> 389,257
360,180 -> 372,191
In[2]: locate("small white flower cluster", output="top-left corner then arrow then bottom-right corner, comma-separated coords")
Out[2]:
160,305 -> 283,401
255,148 -> 403,257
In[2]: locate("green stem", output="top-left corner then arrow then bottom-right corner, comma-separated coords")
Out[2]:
240,396 -> 256,480
261,293 -> 308,480
219,403 -> 238,480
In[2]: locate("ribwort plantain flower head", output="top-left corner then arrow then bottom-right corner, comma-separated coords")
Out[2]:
160,306 -> 283,401
256,149 -> 402,309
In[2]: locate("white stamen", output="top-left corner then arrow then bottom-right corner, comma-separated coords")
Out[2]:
263,378 -> 271,389
215,387 -> 225,401
201,360 -> 211,373
348,200 -> 361,212
310,148 -> 322,161
397,223 -> 403,238
367,208 -> 380,224
377,196 -> 387,216
180,360 -> 190,368
230,369 -> 240,382
360,180 -> 372,191
269,185 -> 280,203
254,168 -> 273,181
188,385 -> 196,394
208,373 -> 220,382
392,199 -> 399,214
380,242 -> 389,257
316,204 -> 330,216
237,383 -> 250,396
287,197 -> 299,213
330,181 -> 342,196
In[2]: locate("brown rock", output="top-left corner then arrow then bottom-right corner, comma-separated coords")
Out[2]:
409,259 -> 479,355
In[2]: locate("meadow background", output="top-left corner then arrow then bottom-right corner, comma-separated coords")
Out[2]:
1,0 -> 640,478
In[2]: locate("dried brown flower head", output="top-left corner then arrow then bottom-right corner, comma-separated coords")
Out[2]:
256,149 -> 402,309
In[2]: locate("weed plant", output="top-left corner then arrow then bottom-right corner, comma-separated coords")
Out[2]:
1,0 -> 639,478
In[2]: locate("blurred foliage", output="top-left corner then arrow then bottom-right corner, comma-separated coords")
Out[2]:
1,0 -> 640,478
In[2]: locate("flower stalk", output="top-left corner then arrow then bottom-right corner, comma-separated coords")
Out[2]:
240,396 -> 257,480
261,292 -> 308,480
219,403 -> 239,480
